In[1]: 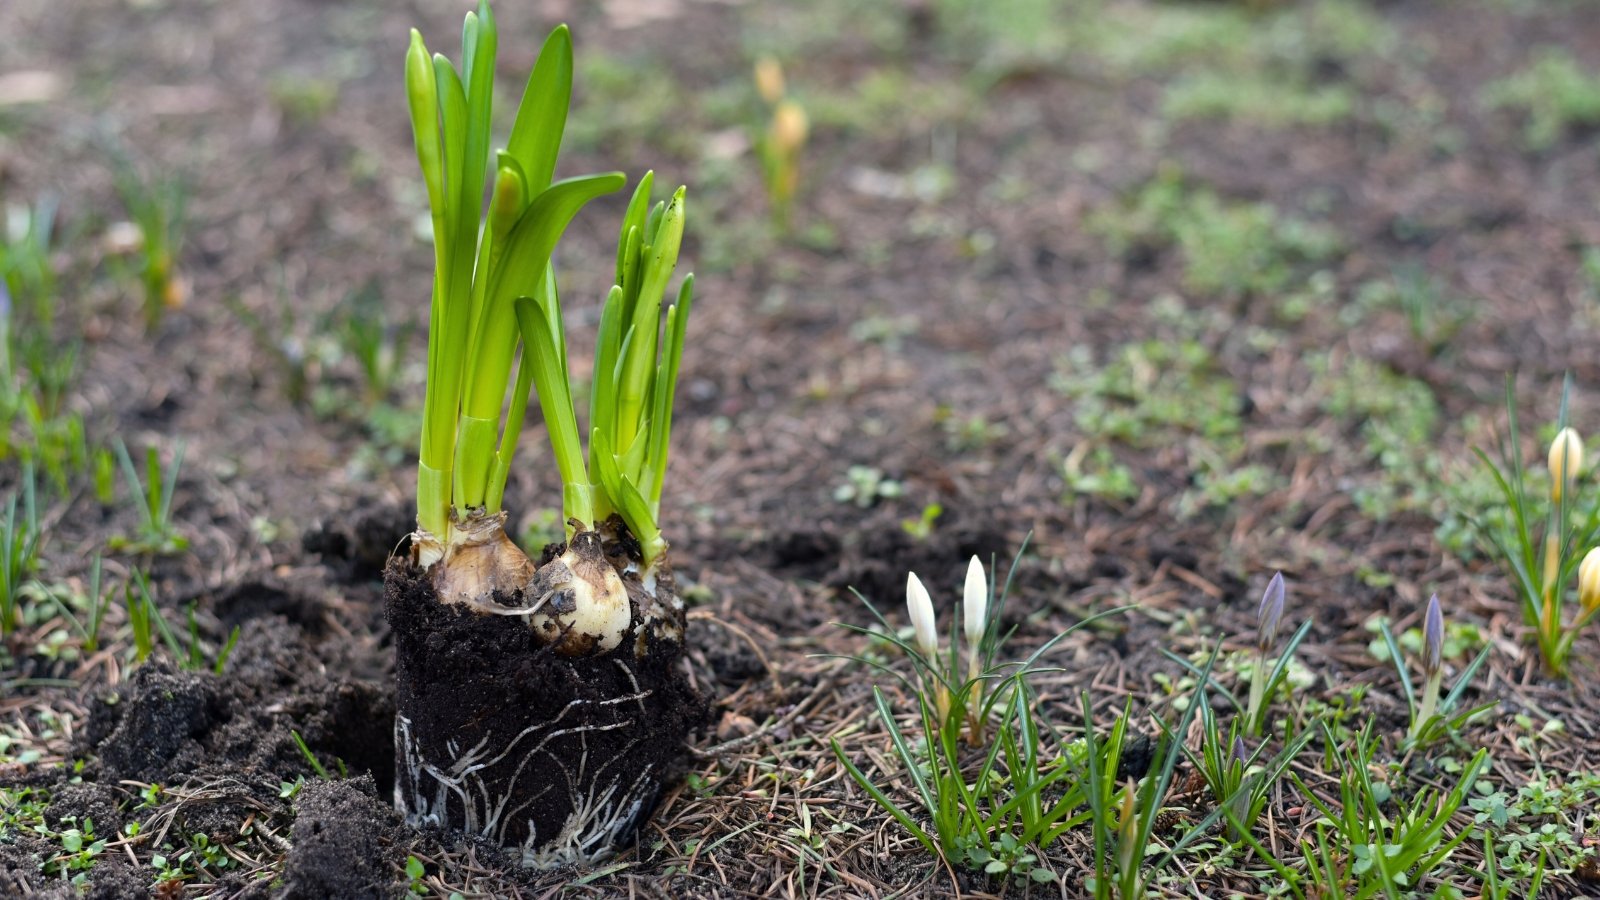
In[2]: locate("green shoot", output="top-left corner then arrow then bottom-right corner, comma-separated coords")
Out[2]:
291,730 -> 332,779
1078,647 -> 1219,899
43,554 -> 113,653
1469,374 -> 1599,676
109,440 -> 188,556
406,4 -> 628,538
337,280 -> 413,409
516,175 -> 694,563
124,571 -> 161,664
0,467 -> 42,637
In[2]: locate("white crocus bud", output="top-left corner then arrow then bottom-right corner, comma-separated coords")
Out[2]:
1549,427 -> 1583,503
963,556 -> 988,660
906,572 -> 939,660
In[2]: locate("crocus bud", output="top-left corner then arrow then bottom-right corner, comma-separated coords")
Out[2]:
1230,735 -> 1248,770
1579,548 -> 1600,613
906,572 -> 938,660
754,56 -> 785,105
1422,593 -> 1443,677
1549,427 -> 1583,503
963,556 -> 987,652
1256,572 -> 1286,653
771,101 -> 809,154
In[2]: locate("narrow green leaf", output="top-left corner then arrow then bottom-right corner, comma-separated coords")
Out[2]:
829,738 -> 935,855
507,25 -> 573,195
591,426 -> 660,557
464,173 -> 626,426
514,297 -> 589,525
648,276 -> 693,510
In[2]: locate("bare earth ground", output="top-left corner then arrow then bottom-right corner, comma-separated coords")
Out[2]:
3,0 -> 1600,896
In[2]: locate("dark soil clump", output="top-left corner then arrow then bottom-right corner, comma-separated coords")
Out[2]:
385,555 -> 707,865
280,775 -> 404,900
85,661 -> 225,784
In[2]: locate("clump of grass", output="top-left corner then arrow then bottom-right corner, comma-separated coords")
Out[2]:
1,195 -> 59,327
334,279 -> 413,410
1188,699 -> 1315,844
1484,48 -> 1600,150
42,554 -> 113,654
1289,722 -> 1489,894
108,440 -> 188,556
122,570 -> 235,672
1470,377 -> 1599,677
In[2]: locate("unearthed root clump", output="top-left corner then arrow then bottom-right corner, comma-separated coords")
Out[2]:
387,530 -> 703,868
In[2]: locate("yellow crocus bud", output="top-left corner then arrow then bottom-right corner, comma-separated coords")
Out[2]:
1580,547 -> 1600,612
1549,427 -> 1583,503
754,57 -> 785,105
771,100 -> 809,154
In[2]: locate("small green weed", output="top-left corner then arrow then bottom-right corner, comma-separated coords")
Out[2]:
1484,48 -> 1600,150
834,465 -> 903,508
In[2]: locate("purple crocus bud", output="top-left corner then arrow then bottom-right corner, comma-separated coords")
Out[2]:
1230,735 -> 1248,769
1256,572 -> 1286,652
1423,593 -> 1443,677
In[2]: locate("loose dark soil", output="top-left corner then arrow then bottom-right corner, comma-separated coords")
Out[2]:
4,0 -> 1600,896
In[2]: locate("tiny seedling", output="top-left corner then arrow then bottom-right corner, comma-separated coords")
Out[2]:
291,730 -> 345,779
1484,48 -> 1600,150
335,279 -> 414,409
900,502 -> 942,540
1470,375 -> 1599,676
109,439 -> 188,556
834,465 -> 903,508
